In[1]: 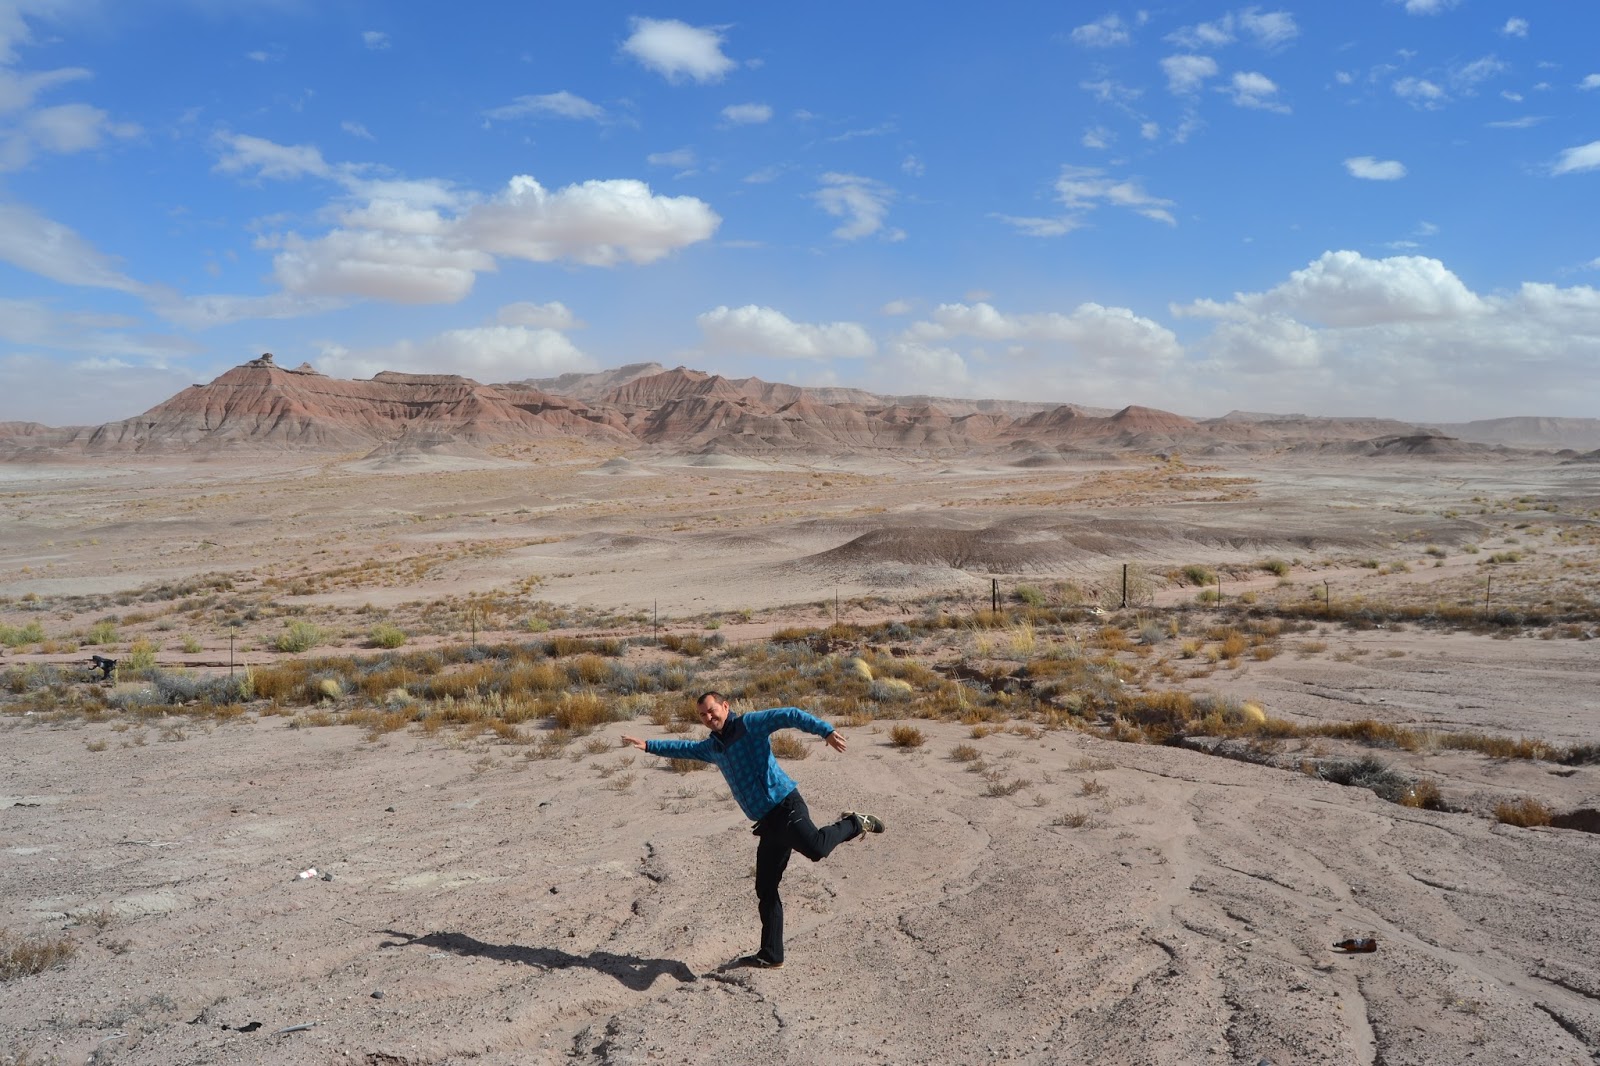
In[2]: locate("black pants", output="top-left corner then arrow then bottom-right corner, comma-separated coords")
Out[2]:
752,791 -> 859,963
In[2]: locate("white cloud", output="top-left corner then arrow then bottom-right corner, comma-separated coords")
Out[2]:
1226,71 -> 1289,111
1393,77 -> 1447,109
213,132 -> 330,180
1500,17 -> 1529,38
1082,125 -> 1111,149
1175,250 -> 1484,326
496,301 -> 581,330
1451,55 -> 1507,92
341,120 -> 374,140
1553,140 -> 1600,176
1239,9 -> 1299,48
907,301 -> 1182,368
720,102 -> 771,125
362,30 -> 389,50
0,350 -> 196,426
1486,115 -> 1545,129
1070,14 -> 1130,48
0,201 -> 148,293
1173,251 -> 1600,418
647,147 -> 697,169
1393,0 -> 1460,13
1055,165 -> 1175,225
0,65 -> 89,112
208,135 -> 721,305
1344,156 -> 1407,180
871,340 -> 969,395
1162,54 -> 1219,94
0,60 -> 138,171
484,91 -> 606,122
880,299 -> 913,316
620,17 -> 735,84
317,325 -> 593,382
813,172 -> 897,241
460,176 -> 722,267
1140,121 -> 1160,140
1166,15 -> 1234,50
901,154 -> 925,177
1580,74 -> 1600,91
155,291 -> 343,330
697,305 -> 876,360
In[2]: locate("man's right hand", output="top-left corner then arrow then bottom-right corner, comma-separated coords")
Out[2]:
621,735 -> 647,750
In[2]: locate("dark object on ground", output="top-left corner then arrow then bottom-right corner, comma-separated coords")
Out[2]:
1333,937 -> 1378,953
738,953 -> 784,969
89,655 -> 117,679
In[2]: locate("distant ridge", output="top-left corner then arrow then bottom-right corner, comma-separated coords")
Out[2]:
0,357 -> 1576,463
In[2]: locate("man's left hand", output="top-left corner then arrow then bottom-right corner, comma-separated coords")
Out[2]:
825,731 -> 847,753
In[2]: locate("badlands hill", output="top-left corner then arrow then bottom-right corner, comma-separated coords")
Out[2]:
0,354 -> 1558,462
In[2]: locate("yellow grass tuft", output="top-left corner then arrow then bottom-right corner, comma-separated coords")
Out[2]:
1494,796 -> 1552,827
888,724 -> 925,749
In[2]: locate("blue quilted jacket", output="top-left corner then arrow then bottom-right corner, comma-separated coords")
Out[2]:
645,707 -> 835,820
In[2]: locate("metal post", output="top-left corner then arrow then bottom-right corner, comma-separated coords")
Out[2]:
1324,580 -> 1331,615
1216,572 -> 1222,607
229,628 -> 235,677
471,608 -> 478,647
992,577 -> 999,614
1121,564 -> 1128,609
1485,576 -> 1491,617
653,600 -> 658,643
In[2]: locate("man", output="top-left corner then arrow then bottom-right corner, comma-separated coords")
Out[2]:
622,691 -> 885,969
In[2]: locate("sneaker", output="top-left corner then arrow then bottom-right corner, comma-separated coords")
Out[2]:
845,810 -> 885,834
738,953 -> 784,969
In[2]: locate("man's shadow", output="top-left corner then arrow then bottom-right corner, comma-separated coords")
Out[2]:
379,929 -> 697,991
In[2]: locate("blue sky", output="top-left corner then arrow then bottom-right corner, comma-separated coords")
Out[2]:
2,0 -> 1598,426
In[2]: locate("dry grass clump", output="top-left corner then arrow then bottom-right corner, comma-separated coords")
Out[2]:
769,733 -> 810,760
949,742 -> 981,762
659,632 -> 717,657
888,724 -> 925,749
981,770 -> 1028,797
368,622 -> 407,649
550,691 -> 618,733
274,619 -> 325,653
668,758 -> 708,774
0,929 -> 76,981
1494,796 -> 1553,827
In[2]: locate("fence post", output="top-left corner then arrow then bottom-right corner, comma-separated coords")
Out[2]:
1121,564 -> 1128,609
1485,576 -> 1491,617
653,600 -> 658,643
991,578 -> 999,614
1324,579 -> 1331,616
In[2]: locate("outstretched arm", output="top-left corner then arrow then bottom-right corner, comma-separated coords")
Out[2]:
621,735 -> 647,750
825,731 -> 847,753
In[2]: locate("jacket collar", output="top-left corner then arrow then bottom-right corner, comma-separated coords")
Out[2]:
711,711 -> 744,748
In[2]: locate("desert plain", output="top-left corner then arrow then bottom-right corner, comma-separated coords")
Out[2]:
2,365 -> 1600,1066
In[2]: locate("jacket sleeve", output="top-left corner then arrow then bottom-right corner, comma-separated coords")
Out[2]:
745,707 -> 835,739
645,737 -> 717,761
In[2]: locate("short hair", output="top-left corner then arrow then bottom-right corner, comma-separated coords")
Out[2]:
696,691 -> 726,707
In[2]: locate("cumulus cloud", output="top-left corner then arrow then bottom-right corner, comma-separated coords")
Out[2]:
1166,15 -> 1235,50
460,176 -> 721,267
1553,140 -> 1600,175
1344,156 -> 1407,180
1082,125 -> 1111,149
1175,250 -> 1484,327
1239,9 -> 1299,48
720,102 -> 771,125
1393,0 -> 1460,13
341,120 -> 374,140
362,31 -> 389,50
496,300 -> 581,330
1580,74 -> 1600,91
620,17 -> 735,84
317,325 -> 593,382
1500,17 -> 1528,37
1162,54 -> 1219,94
880,299 -> 913,316
812,172 -> 898,241
0,61 -> 138,171
1070,14 -> 1130,48
1174,250 -> 1600,418
207,135 -> 722,306
1226,71 -> 1288,111
871,340 -> 970,395
697,305 -> 876,360
0,349 -> 197,426
907,301 -> 1182,368
647,147 -> 697,171
484,91 -> 606,122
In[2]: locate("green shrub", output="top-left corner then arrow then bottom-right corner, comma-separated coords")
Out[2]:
369,623 -> 407,649
0,621 -> 44,648
1260,558 -> 1290,577
274,620 -> 325,653
85,620 -> 117,645
1014,584 -> 1046,607
1181,565 -> 1216,587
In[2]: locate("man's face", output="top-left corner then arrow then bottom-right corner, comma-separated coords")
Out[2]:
697,695 -> 730,732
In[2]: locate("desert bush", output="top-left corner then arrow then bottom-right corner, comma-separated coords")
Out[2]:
0,929 -> 77,981
668,757 -> 708,774
369,623 -> 407,649
179,634 -> 203,654
550,691 -> 618,732
1181,564 -> 1216,587
1400,778 -> 1444,810
275,620 -> 324,653
888,724 -> 925,749
1014,584 -> 1046,607
770,733 -> 809,760
949,743 -> 981,762
1494,796 -> 1552,827
84,620 -> 117,645
122,639 -> 159,677
869,678 -> 914,703
1260,558 -> 1290,577
1317,756 -> 1413,804
0,621 -> 44,647
981,771 -> 1028,797
1136,618 -> 1166,645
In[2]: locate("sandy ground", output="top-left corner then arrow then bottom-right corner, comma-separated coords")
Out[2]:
3,708 -> 1598,1066
3,450 -> 1600,1064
